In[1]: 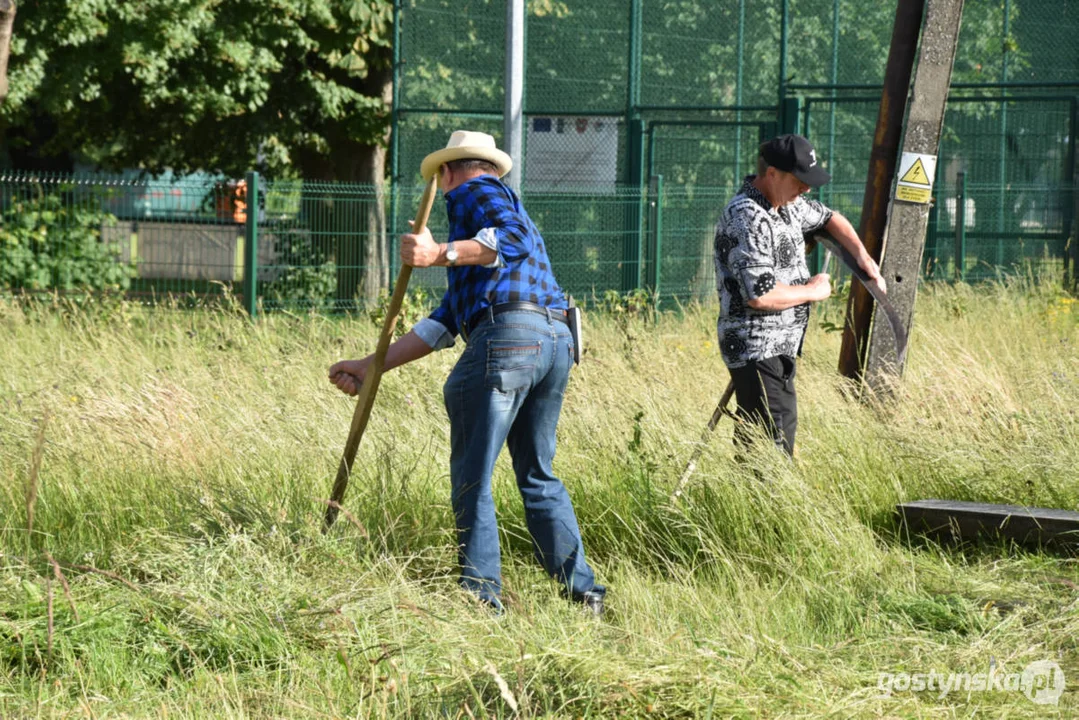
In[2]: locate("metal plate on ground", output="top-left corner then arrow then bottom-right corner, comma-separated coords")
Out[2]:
898,499 -> 1079,548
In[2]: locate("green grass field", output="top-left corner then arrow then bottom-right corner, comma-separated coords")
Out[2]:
2,279 -> 1078,718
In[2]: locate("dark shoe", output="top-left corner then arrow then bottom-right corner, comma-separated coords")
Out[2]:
571,590 -> 605,618
461,586 -> 505,615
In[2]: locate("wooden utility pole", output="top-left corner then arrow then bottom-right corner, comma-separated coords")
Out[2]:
839,0 -> 965,388
837,0 -> 925,381
863,0 -> 965,391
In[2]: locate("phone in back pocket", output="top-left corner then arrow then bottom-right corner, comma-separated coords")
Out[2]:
567,303 -> 582,365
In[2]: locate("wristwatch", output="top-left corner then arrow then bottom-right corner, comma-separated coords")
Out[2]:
445,242 -> 458,267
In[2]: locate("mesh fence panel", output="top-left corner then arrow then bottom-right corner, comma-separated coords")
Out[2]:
527,1 -> 630,113
258,181 -> 389,312
651,186 -> 730,302
395,0 -> 1075,303
1017,0 -> 1079,83
639,1 -> 781,108
399,0 -> 505,112
0,172 -> 257,302
523,188 -> 642,298
6,1 -> 1075,308
925,96 -> 1076,280
645,120 -> 770,191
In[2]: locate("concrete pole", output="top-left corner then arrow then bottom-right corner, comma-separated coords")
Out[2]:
864,0 -> 966,392
504,0 -> 525,192
837,0 -> 925,381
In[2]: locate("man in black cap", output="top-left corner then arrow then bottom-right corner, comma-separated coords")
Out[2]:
713,134 -> 885,456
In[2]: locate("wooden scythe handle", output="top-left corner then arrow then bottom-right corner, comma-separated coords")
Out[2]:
324,177 -> 439,530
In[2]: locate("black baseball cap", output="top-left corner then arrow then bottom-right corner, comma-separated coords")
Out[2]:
759,134 -> 831,187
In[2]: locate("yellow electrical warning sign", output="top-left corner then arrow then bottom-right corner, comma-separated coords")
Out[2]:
895,151 -> 936,204
900,158 -> 931,185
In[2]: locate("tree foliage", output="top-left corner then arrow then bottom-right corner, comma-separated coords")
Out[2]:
3,0 -> 393,181
3,0 -> 396,299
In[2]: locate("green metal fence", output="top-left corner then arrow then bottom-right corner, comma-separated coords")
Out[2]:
2,0 -> 1077,310
392,0 -> 1078,299
0,171 -> 387,313
0,172 -> 249,303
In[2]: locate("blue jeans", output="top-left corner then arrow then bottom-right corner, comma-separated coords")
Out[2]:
443,310 -> 603,607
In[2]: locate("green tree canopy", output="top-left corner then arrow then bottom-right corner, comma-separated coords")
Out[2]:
2,0 -> 393,181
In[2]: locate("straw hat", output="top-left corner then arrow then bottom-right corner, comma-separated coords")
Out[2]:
420,130 -> 513,181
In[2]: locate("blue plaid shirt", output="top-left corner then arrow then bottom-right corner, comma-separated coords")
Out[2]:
414,176 -> 566,349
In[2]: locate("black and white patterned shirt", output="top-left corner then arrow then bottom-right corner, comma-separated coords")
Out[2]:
714,177 -> 833,368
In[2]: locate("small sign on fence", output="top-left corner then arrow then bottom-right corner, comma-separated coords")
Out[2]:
525,116 -> 619,193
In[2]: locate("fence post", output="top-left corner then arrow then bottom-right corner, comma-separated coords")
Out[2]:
779,96 -> 800,137
954,171 -> 966,282
925,182 -> 940,278
623,117 -> 645,291
621,0 -> 644,293
243,170 -> 260,317
648,174 -> 664,296
778,0 -> 789,112
1066,96 -> 1078,290
389,0 -> 402,291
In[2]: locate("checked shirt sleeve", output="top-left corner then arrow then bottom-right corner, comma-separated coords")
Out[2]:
473,227 -> 505,268
415,290 -> 458,350
725,204 -> 778,302
466,182 -> 534,265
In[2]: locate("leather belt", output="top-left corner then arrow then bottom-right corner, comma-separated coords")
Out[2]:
464,301 -> 568,340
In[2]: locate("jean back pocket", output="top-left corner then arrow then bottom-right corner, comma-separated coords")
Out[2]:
486,340 -> 541,392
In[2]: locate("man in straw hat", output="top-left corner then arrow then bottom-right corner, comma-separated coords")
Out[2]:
329,131 -> 605,615
714,134 -> 886,457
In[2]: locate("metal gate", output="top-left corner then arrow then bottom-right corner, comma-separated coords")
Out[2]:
642,115 -> 777,301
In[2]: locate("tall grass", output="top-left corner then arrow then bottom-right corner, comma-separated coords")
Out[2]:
1,279 -> 1077,717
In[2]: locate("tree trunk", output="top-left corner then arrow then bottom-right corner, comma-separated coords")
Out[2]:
356,141 -> 389,304
358,53 -> 393,304
296,52 -> 393,309
0,0 -> 15,107
305,137 -> 388,309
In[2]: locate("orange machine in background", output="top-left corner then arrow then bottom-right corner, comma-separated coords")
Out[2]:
215,180 -> 247,224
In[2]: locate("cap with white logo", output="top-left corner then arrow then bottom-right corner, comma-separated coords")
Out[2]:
759,134 -> 831,188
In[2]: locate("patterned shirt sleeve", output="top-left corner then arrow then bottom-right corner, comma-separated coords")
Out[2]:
466,182 -> 535,265
794,196 -> 834,234
726,204 -> 778,301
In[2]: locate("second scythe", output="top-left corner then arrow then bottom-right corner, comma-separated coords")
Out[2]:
671,230 -> 908,500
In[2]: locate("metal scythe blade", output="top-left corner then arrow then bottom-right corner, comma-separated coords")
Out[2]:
324,177 -> 439,531
809,231 -> 909,366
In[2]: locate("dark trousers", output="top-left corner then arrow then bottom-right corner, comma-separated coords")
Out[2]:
728,355 -> 798,457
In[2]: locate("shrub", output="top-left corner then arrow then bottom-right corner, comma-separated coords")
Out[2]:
261,234 -> 337,309
367,286 -> 433,336
0,194 -> 136,292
